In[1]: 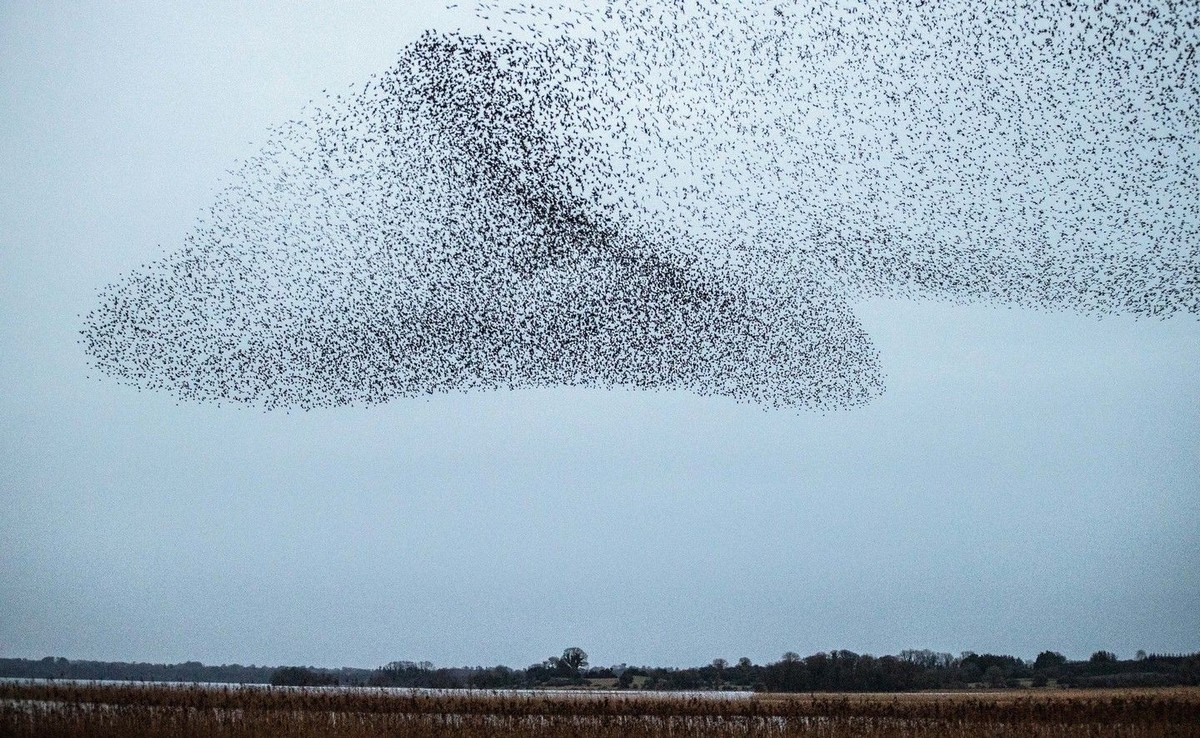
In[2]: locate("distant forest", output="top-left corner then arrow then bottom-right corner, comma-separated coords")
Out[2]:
3,648 -> 1197,692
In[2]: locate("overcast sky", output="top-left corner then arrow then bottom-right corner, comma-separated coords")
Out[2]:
2,1 -> 1197,670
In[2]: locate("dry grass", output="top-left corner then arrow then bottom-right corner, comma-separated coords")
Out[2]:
2,681 -> 1198,737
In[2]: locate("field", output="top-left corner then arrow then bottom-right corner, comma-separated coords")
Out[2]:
3,681 -> 1199,737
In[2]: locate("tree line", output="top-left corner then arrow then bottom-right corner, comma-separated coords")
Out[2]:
3,648 -> 1197,691
363,649 -> 1200,692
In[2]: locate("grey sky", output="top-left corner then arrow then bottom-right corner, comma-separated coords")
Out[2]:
2,1 -> 1197,670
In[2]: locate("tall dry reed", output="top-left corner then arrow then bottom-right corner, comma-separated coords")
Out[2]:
2,681 -> 1197,737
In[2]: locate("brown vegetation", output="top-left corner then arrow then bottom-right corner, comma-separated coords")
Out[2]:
3,681 -> 1198,737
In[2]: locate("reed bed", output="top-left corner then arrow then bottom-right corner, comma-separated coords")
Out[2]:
2,681 -> 1198,737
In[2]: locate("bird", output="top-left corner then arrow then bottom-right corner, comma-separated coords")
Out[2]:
81,0 -> 1199,411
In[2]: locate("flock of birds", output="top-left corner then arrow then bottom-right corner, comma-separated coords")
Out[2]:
82,0 -> 1198,410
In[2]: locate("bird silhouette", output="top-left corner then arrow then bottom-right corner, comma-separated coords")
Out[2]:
82,1 -> 1199,410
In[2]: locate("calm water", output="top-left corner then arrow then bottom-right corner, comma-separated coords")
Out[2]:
0,677 -> 753,700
